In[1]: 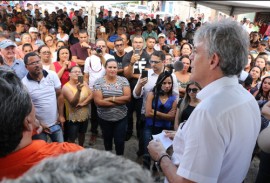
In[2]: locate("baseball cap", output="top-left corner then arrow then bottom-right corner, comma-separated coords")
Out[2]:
49,28 -> 57,34
158,33 -> 166,38
147,22 -> 154,26
0,39 -> 17,49
29,27 -> 38,33
72,16 -> 78,22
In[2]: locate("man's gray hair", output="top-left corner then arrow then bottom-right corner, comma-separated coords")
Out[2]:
3,149 -> 153,183
194,18 -> 249,76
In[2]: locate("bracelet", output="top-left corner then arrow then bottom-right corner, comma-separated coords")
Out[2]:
112,96 -> 115,102
157,153 -> 171,167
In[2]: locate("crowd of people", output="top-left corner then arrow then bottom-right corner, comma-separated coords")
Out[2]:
1,2 -> 270,182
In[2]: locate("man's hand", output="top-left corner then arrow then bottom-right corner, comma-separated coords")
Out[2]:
147,139 -> 166,161
138,77 -> 148,87
163,130 -> 176,140
130,54 -> 140,65
81,42 -> 91,49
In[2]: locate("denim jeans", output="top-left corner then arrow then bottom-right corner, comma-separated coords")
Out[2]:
99,116 -> 127,155
66,120 -> 89,142
255,151 -> 270,183
32,125 -> 64,142
143,125 -> 171,169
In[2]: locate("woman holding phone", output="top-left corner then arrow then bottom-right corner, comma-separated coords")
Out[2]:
62,66 -> 92,146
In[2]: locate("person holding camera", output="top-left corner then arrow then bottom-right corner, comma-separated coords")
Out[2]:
62,66 -> 92,147
84,38 -> 114,145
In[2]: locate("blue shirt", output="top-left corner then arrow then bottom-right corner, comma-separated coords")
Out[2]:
3,59 -> 28,79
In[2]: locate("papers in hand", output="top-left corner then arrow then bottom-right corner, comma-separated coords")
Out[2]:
152,131 -> 173,150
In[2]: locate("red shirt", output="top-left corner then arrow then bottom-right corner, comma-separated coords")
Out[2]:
53,61 -> 77,87
0,140 -> 83,180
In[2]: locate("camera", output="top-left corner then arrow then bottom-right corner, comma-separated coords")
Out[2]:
96,47 -> 102,54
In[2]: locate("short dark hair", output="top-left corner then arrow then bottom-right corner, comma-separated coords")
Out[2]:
22,43 -> 33,51
79,29 -> 88,35
152,50 -> 165,61
0,69 -> 32,157
56,46 -> 72,62
105,58 -> 117,68
24,52 -> 40,65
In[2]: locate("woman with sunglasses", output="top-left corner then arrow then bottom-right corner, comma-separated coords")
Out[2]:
93,58 -> 131,155
143,72 -> 177,169
174,81 -> 201,130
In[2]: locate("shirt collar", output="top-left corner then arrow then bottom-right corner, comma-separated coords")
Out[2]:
197,76 -> 239,101
26,69 -> 48,81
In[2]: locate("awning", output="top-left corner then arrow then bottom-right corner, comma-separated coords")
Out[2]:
186,1 -> 270,16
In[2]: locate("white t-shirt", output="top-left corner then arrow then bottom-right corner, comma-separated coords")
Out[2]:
84,53 -> 115,89
56,33 -> 69,42
171,76 -> 260,183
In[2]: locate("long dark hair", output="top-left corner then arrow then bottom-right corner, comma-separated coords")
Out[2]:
178,81 -> 201,123
255,76 -> 270,101
56,46 -> 72,62
152,72 -> 173,97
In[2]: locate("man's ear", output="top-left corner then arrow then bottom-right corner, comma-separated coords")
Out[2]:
23,116 -> 33,132
209,53 -> 220,70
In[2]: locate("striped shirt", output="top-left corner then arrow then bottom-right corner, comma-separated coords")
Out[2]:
94,76 -> 130,121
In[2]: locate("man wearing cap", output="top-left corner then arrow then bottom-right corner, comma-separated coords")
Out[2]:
142,22 -> 158,41
29,27 -> 44,47
0,39 -> 28,79
154,33 -> 167,51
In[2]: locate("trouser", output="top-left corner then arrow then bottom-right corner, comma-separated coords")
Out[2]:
255,151 -> 270,183
99,116 -> 127,155
126,96 -> 143,137
90,100 -> 99,135
32,125 -> 64,143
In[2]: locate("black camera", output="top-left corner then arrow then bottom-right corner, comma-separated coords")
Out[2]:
96,47 -> 102,54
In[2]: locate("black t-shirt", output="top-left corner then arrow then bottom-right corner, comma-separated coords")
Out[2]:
122,50 -> 151,90
177,100 -> 196,123
113,52 -> 127,77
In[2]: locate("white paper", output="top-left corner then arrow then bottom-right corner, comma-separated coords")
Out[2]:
152,131 -> 173,150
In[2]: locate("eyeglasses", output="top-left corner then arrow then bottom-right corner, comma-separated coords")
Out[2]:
45,39 -> 53,42
187,88 -> 199,93
27,60 -> 41,66
41,51 -> 51,54
115,44 -> 123,47
149,60 -> 161,64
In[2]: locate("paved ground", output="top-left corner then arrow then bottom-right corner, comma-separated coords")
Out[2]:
81,124 -> 260,183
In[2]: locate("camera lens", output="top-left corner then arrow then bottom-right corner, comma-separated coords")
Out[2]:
96,47 -> 102,54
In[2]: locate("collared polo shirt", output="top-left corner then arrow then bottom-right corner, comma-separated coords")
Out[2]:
22,70 -> 61,126
3,59 -> 28,79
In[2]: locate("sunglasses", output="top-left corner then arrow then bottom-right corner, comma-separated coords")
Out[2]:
115,44 -> 123,47
26,60 -> 41,66
41,51 -> 51,54
149,60 -> 161,64
187,88 -> 199,93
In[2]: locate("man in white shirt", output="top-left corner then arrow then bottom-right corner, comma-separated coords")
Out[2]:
148,19 -> 261,183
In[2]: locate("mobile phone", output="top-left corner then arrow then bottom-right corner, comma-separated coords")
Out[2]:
49,124 -> 61,133
134,49 -> 140,55
141,70 -> 148,79
78,75 -> 84,84
100,27 -> 106,33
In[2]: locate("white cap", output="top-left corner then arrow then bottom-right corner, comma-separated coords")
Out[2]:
29,27 -> 38,33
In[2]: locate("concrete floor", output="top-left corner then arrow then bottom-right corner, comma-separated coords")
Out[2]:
82,125 -> 260,183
